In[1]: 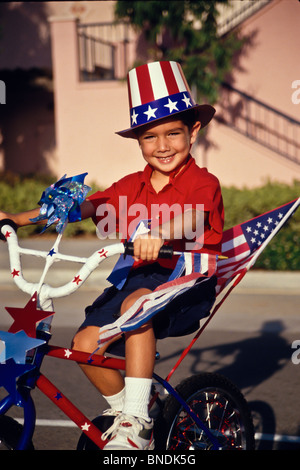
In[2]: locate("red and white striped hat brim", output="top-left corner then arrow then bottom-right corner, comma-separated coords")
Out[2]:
117,61 -> 215,138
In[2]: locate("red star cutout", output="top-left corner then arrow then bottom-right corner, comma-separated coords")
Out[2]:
5,231 -> 11,238
73,275 -> 82,285
11,269 -> 20,278
5,292 -> 55,338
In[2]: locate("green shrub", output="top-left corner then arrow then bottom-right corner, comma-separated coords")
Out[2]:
0,173 -> 299,270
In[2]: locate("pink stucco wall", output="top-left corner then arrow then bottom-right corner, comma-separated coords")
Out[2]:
200,0 -> 300,187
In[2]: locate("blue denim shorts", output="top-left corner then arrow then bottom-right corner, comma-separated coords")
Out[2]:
80,263 -> 216,355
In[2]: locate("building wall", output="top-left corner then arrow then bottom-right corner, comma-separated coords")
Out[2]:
202,0 -> 300,187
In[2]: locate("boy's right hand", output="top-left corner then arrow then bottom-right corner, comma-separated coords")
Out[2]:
133,236 -> 164,262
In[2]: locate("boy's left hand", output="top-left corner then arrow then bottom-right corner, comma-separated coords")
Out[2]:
133,236 -> 164,261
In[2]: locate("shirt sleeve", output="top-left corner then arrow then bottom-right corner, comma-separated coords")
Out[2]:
185,171 -> 224,253
87,183 -> 120,237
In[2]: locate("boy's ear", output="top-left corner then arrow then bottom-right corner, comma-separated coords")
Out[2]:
190,121 -> 201,144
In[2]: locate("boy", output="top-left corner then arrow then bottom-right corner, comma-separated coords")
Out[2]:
0,61 -> 224,450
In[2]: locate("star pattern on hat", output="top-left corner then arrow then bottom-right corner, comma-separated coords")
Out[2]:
164,98 -> 179,113
144,105 -> 158,121
182,93 -> 192,108
131,109 -> 138,125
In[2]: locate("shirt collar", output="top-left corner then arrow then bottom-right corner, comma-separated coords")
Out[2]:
141,155 -> 194,189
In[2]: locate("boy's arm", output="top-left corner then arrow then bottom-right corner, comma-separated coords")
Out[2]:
133,209 -> 208,261
0,199 -> 96,228
0,208 -> 41,227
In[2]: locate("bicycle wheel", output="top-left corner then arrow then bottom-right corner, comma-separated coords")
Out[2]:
0,415 -> 34,450
155,373 -> 255,450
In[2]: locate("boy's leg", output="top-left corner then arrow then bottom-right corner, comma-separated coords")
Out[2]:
103,288 -> 156,450
71,326 -> 125,397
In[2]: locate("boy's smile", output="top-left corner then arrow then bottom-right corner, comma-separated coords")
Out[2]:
137,118 -> 201,180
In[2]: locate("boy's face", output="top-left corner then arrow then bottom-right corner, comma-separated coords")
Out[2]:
137,118 -> 201,175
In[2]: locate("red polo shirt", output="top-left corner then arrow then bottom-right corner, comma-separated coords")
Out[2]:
88,156 -> 224,268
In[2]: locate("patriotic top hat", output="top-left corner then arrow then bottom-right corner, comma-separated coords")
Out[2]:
117,61 -> 215,139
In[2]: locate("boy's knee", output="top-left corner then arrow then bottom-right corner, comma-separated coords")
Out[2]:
120,288 -> 152,315
71,326 -> 99,353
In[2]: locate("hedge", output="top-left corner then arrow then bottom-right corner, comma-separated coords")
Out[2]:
0,173 -> 299,270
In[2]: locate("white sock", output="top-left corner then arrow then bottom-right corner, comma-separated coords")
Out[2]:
122,377 -> 152,421
102,387 -> 125,412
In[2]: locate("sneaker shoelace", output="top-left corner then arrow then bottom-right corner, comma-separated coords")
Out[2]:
101,414 -> 142,442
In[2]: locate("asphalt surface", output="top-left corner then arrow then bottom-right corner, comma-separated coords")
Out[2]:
0,237 -> 300,451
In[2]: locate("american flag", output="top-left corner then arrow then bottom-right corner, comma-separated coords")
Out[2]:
216,198 -> 300,295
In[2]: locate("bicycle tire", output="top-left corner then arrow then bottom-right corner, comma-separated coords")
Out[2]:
77,415 -> 115,450
154,372 -> 255,450
0,415 -> 34,450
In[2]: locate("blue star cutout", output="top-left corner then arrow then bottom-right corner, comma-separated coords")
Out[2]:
48,248 -> 56,257
0,330 -> 45,364
0,359 -> 35,403
55,392 -> 62,400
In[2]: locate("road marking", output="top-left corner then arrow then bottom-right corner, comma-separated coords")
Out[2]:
16,418 -> 77,428
255,432 -> 300,444
14,418 -> 300,443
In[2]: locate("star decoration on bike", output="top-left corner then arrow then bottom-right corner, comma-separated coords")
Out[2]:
5,292 -> 54,338
0,359 -> 36,402
0,330 -> 45,364
29,172 -> 91,234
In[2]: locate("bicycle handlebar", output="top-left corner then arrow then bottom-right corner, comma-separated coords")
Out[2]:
123,240 -> 173,259
0,219 -> 125,303
0,219 -> 175,308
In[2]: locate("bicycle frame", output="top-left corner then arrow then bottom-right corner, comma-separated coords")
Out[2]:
0,221 -> 221,450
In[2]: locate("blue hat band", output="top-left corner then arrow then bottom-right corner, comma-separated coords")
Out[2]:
130,91 -> 196,129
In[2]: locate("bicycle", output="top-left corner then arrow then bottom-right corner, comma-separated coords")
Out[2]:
0,219 -> 255,451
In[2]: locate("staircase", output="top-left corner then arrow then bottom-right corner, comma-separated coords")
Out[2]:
219,83 -> 300,166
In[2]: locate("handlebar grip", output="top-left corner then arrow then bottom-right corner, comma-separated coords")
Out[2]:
123,240 -> 174,259
0,218 -> 18,241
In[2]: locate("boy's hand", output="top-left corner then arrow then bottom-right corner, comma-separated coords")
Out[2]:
133,236 -> 164,261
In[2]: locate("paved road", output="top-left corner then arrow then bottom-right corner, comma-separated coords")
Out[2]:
0,237 -> 300,450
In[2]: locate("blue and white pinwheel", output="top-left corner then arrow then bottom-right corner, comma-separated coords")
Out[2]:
30,173 -> 91,233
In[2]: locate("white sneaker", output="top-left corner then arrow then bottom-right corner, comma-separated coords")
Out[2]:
102,413 -> 154,450
102,408 -> 121,417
